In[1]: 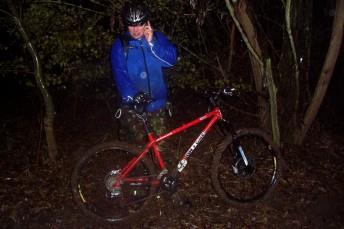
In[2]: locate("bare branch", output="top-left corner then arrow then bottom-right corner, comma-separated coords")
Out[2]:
224,0 -> 263,66
32,0 -> 108,16
0,8 -> 14,18
178,44 -> 222,73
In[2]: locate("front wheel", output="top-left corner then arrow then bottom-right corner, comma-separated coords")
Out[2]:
211,129 -> 281,204
71,141 -> 157,223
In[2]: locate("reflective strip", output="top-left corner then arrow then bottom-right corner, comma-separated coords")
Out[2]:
150,46 -> 173,67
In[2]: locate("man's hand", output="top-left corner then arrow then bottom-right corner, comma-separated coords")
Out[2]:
132,92 -> 152,114
144,21 -> 153,43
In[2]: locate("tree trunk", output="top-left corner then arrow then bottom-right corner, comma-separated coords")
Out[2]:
302,0 -> 313,103
265,59 -> 280,146
297,0 -> 344,144
7,2 -> 58,162
277,0 -> 314,143
226,0 -> 270,128
285,0 -> 300,129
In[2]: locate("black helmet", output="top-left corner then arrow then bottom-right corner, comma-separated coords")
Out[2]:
122,2 -> 149,26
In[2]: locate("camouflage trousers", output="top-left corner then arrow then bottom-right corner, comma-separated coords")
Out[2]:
118,107 -> 167,145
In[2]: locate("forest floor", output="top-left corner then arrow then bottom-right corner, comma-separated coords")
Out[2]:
1,88 -> 344,229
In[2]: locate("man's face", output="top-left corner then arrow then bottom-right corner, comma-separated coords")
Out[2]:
128,24 -> 146,39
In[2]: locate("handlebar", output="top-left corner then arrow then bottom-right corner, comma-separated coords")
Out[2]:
127,88 -> 238,114
204,87 -> 238,97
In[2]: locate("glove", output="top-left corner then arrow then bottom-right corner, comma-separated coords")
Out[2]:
132,92 -> 152,114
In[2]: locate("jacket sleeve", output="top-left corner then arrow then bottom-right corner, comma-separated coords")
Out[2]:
111,38 -> 137,104
147,31 -> 177,67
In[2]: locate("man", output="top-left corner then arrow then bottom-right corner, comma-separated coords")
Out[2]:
111,2 -> 177,143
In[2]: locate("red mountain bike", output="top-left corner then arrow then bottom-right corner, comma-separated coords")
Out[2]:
71,88 -> 281,223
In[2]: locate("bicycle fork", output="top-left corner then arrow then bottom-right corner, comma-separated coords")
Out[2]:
237,145 -> 249,166
232,140 -> 254,177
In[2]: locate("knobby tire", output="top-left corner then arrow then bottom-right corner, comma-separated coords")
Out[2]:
211,128 -> 281,204
71,141 -> 157,223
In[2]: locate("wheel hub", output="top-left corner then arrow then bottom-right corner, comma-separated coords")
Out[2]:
104,170 -> 121,197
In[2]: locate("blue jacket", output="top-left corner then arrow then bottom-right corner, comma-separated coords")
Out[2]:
111,31 -> 177,112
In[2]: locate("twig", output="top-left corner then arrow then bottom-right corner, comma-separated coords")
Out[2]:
178,44 -> 222,73
215,55 -> 226,80
225,104 -> 259,118
0,9 -> 13,18
32,0 -> 108,16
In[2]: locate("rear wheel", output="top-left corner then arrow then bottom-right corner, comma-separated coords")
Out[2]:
211,129 -> 280,203
71,141 -> 157,223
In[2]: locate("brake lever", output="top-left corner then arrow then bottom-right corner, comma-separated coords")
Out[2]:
223,87 -> 237,96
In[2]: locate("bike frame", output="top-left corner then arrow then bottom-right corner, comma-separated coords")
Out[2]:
114,107 -> 223,188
